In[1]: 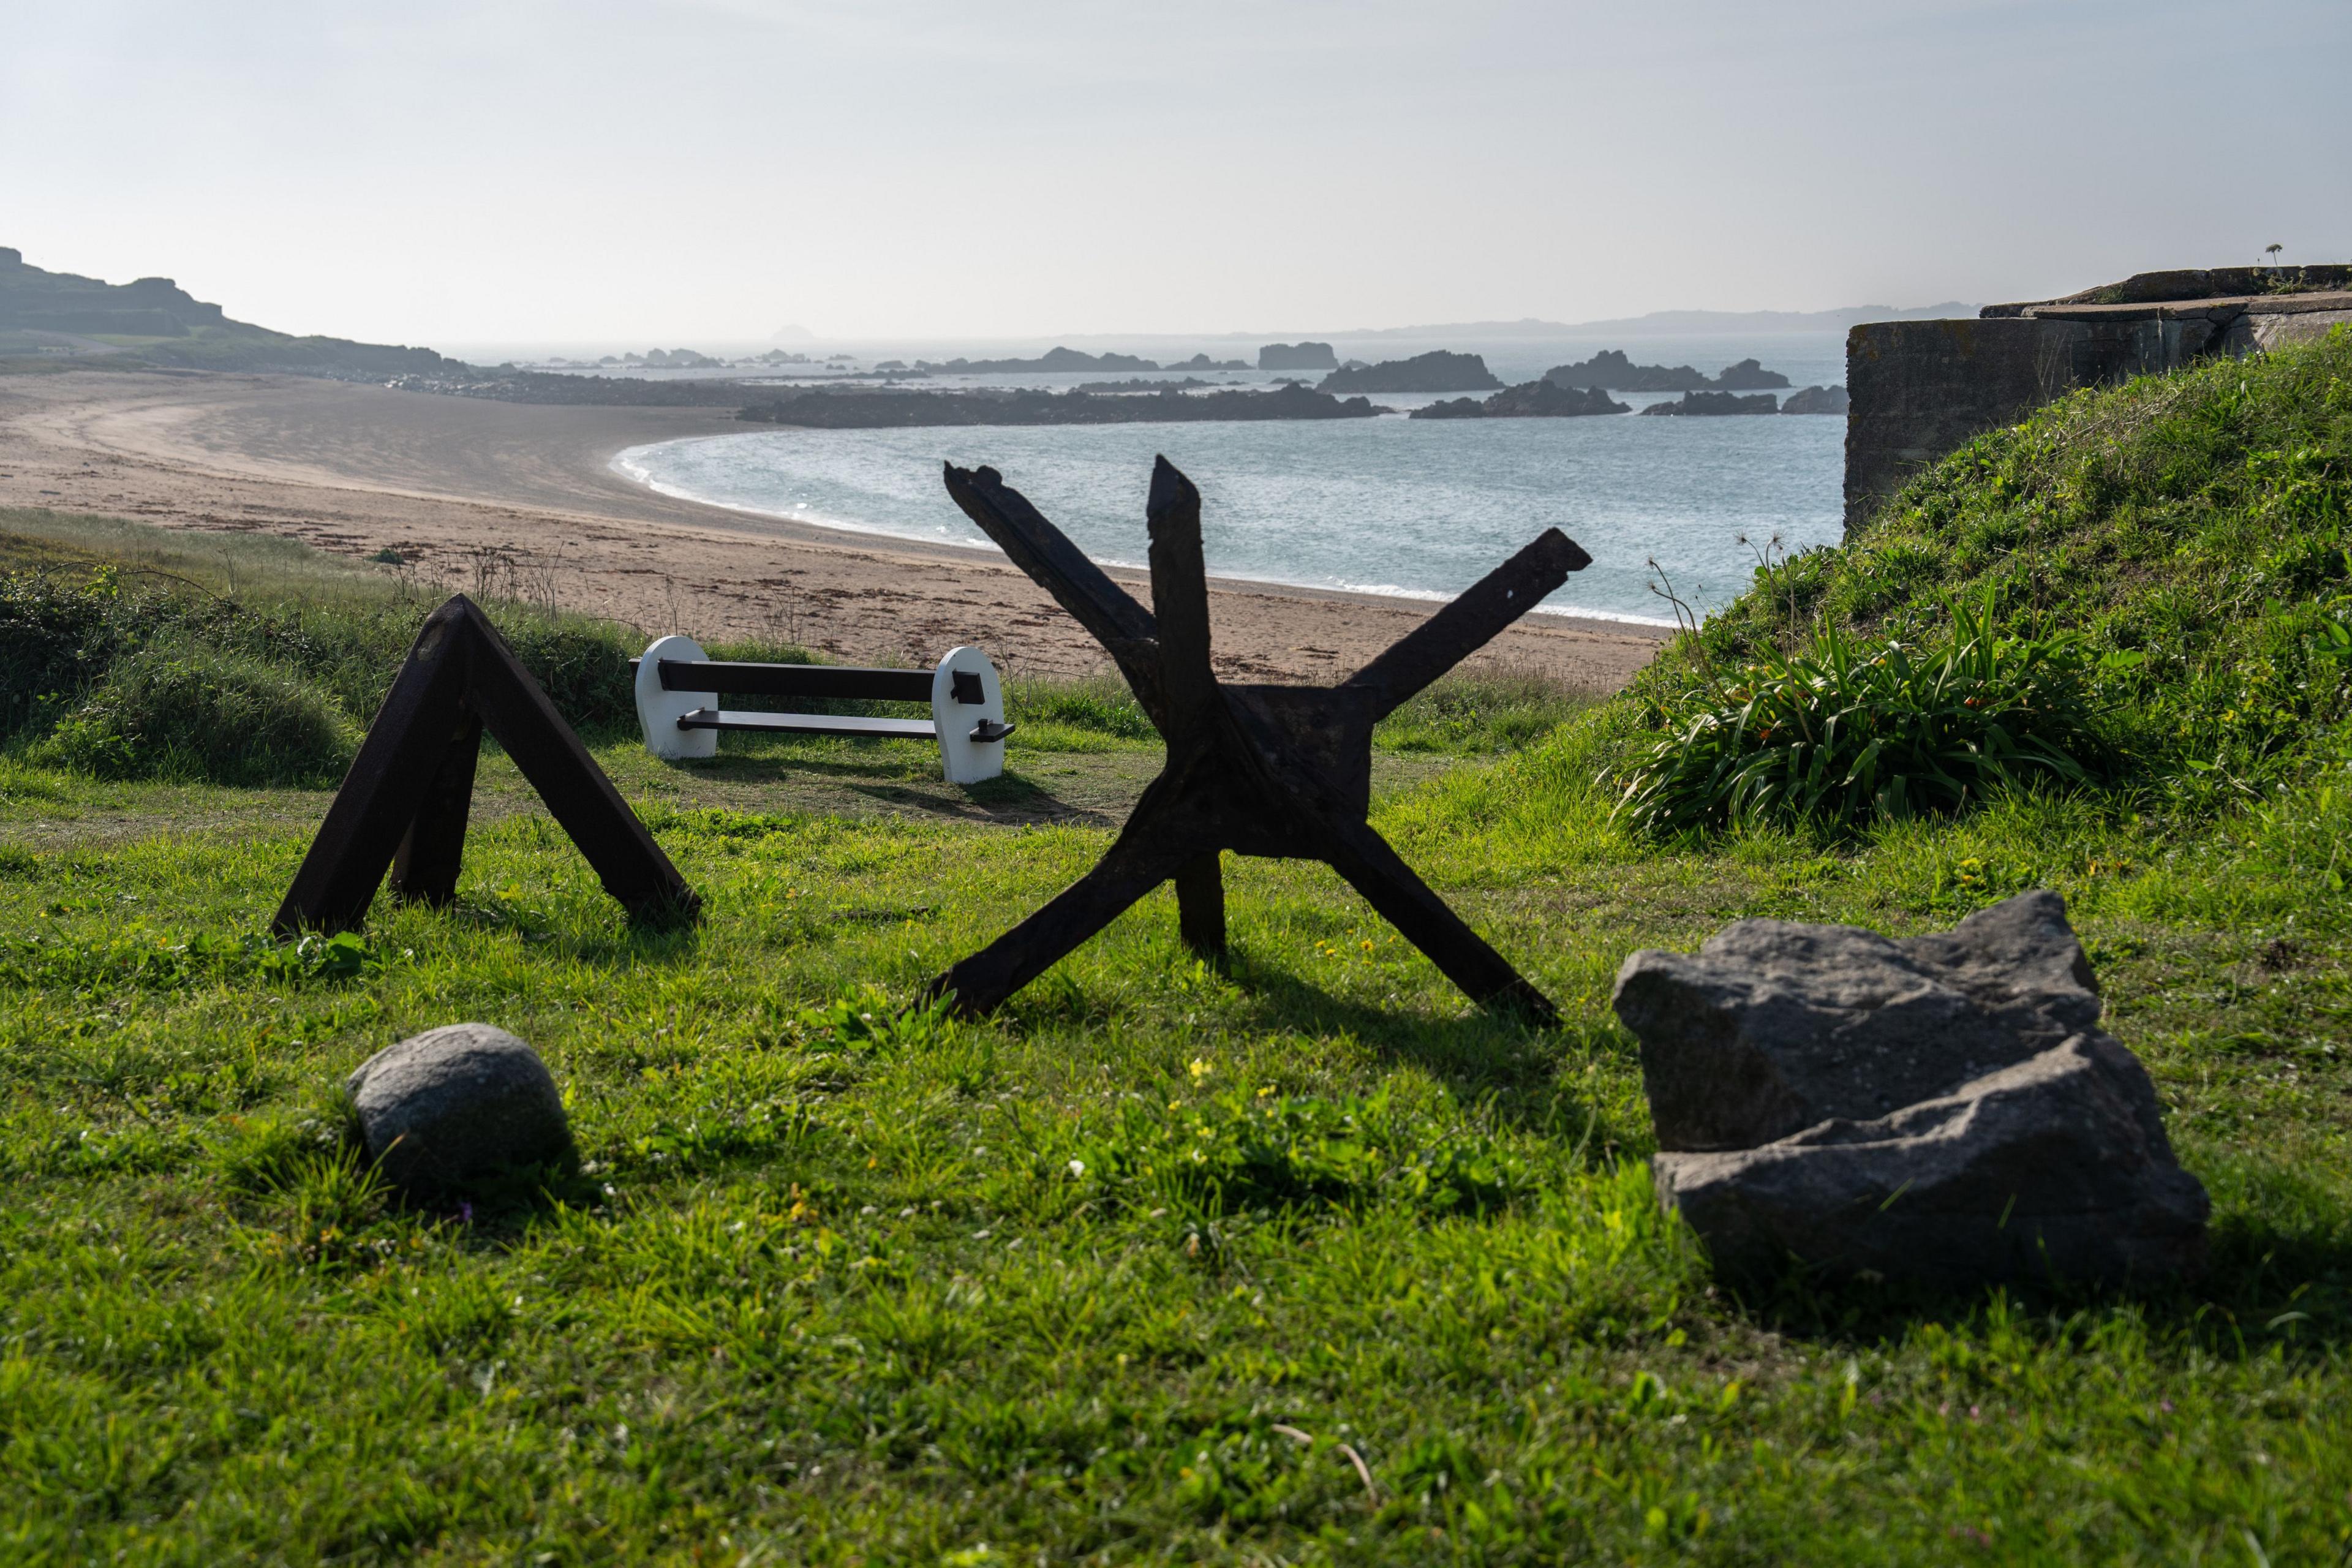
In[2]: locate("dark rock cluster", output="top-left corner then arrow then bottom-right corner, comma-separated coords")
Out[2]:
1639,390 -> 1781,416
1316,350 -> 1502,394
1545,349 -> 1709,391
1409,381 -> 1629,419
1544,349 -> 1798,393
738,381 -> 1383,429
1780,383 -> 1850,415
1259,341 -> 1339,370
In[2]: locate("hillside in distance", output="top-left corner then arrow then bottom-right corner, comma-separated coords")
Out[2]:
0,246 -> 456,379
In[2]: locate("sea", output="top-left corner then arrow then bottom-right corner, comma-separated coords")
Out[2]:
606,332 -> 1853,627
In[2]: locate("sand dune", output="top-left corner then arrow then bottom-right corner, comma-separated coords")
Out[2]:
0,370 -> 1665,687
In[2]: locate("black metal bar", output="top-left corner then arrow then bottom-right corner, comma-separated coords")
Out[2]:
274,599 -> 478,934
679,709 -> 938,740
1340,528 -> 1591,719
644,658 -> 933,703
388,703 -> 483,908
943,462 -> 1168,728
1147,455 -> 1219,752
279,597 -> 700,933
1174,850 -> 1226,959
453,603 -> 701,927
924,456 -> 1562,1024
926,831 -> 1192,1017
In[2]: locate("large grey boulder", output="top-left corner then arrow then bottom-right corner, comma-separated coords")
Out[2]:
1615,891 -> 2102,1152
1613,892 -> 2208,1285
1654,1034 -> 2209,1284
346,1023 -> 574,1193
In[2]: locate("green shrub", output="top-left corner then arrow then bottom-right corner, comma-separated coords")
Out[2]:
0,565 -> 643,752
33,642 -> 360,785
1615,592 -> 2110,835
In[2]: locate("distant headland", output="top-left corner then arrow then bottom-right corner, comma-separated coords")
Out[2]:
0,246 -> 451,377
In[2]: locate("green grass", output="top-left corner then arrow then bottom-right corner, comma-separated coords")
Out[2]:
3,343 -> 2352,1564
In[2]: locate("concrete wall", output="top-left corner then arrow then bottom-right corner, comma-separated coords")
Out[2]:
1843,288 -> 2351,533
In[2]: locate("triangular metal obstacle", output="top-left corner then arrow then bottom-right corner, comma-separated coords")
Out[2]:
925,458 -> 1589,1023
273,594 -> 700,935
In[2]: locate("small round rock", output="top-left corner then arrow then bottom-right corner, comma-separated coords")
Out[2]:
346,1023 -> 574,1193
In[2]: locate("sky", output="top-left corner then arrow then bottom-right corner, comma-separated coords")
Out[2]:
5,0 -> 2348,348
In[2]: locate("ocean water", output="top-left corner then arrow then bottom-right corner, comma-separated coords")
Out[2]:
611,333 -> 1852,625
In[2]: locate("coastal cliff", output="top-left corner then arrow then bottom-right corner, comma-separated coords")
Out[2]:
0,245 -> 454,378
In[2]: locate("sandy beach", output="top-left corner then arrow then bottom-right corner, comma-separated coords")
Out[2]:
0,369 -> 1667,687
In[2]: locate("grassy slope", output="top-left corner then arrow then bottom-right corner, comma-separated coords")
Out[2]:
1634,328 -> 2352,798
2,345 -> 2351,1562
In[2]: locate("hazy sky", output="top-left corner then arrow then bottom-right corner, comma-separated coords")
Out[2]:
6,0 -> 2348,346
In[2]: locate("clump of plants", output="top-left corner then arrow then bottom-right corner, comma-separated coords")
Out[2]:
1616,589 -> 2113,835
32,640 -> 360,785
0,554 -> 644,784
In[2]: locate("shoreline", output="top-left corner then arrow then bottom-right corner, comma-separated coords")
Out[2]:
0,370 -> 1670,688
605,437 -> 1683,634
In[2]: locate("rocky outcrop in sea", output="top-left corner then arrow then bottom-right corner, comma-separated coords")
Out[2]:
1409,381 -> 1630,419
736,382 -> 1385,429
1711,356 -> 1792,390
1545,349 -> 1798,393
1638,390 -> 1780,416
1259,341 -> 1339,370
1544,349 -> 1709,391
1781,383 -> 1850,415
1317,350 -> 1502,394
914,347 -> 1159,374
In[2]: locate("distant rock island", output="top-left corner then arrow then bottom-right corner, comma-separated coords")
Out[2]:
1409,381 -> 1630,420
0,245 -> 453,378
1169,353 -> 1250,371
628,347 -> 725,369
1711,357 -> 1792,390
1074,377 -> 1234,393
1781,384 -> 1850,415
1638,390 -> 1781,416
736,382 -> 1385,429
1259,341 -> 1338,371
1543,349 -> 1798,393
1317,350 -> 1503,394
1545,349 -> 1709,392
913,347 -> 1160,374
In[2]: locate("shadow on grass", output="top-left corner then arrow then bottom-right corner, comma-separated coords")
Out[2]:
845,773 -> 1114,826
428,894 -> 707,968
995,940 -> 1640,1145
671,747 -> 1118,825
1716,1180 -> 2352,1357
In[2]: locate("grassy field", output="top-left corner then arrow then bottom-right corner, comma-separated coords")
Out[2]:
5,339 -> 2352,1562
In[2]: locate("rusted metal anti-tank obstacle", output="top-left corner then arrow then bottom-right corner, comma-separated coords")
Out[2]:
274,594 -> 699,936
925,456 -> 1589,1022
